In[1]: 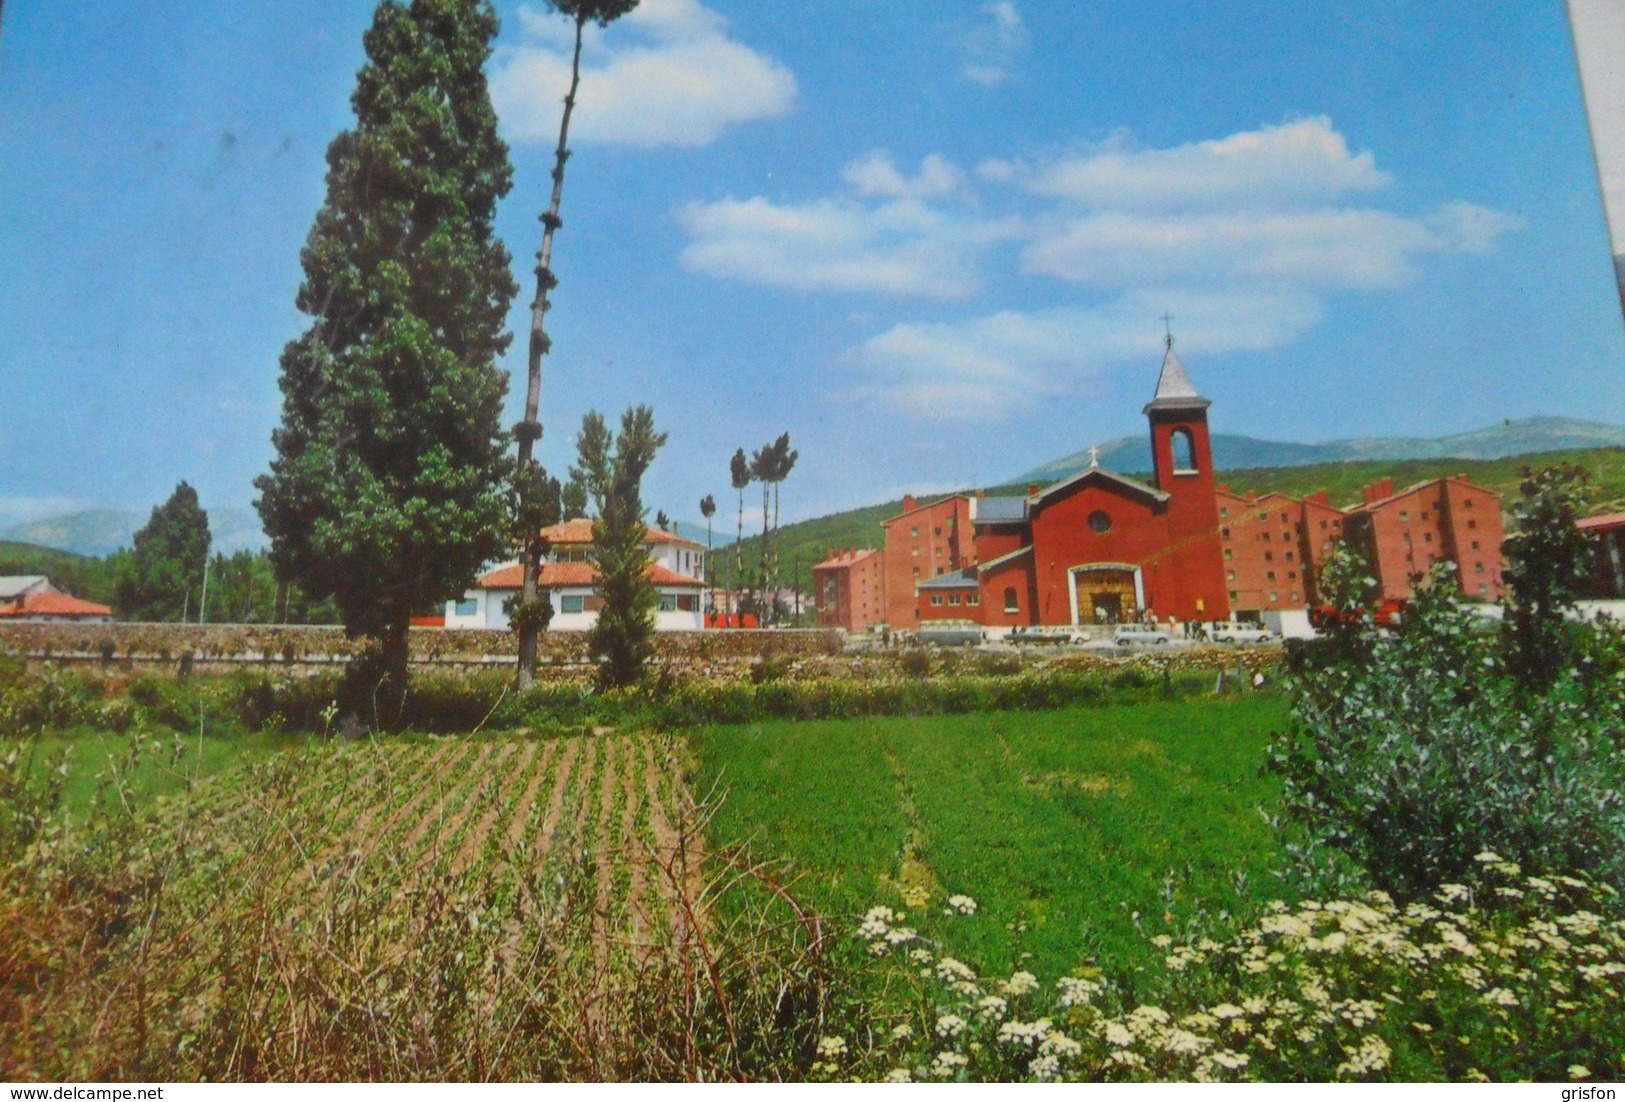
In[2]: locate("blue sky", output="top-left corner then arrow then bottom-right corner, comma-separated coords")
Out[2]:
2,0 -> 1623,538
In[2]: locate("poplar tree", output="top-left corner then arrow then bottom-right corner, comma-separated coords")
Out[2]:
255,0 -> 517,726
573,406 -> 667,687
512,0 -> 640,689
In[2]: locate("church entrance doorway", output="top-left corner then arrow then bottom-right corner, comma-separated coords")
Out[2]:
1071,565 -> 1140,626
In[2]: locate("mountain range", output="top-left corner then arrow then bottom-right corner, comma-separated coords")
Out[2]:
5,417 -> 1623,558
1010,416 -> 1625,486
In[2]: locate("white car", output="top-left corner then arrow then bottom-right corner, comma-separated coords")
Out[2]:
1210,622 -> 1276,644
1112,623 -> 1170,646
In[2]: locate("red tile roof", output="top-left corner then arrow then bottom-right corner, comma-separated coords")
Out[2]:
477,562 -> 702,589
538,518 -> 704,550
0,591 -> 113,619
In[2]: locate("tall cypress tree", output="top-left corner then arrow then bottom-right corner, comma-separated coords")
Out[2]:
255,0 -> 518,726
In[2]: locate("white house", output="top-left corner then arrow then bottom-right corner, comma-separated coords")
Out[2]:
444,519 -> 707,632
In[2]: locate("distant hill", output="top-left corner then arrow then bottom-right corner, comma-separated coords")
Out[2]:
0,506 -> 269,558
0,540 -> 113,603
1012,417 -> 1625,485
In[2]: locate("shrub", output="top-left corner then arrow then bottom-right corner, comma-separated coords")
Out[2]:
899,650 -> 932,679
1270,563 -> 1625,900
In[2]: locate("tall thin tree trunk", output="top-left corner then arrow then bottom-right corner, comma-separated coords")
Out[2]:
516,12 -> 587,690
760,480 -> 770,621
735,489 -> 744,618
771,479 -> 781,626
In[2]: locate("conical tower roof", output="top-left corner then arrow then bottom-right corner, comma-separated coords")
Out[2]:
1142,341 -> 1210,414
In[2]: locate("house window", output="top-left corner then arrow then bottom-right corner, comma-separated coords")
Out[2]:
677,594 -> 698,612
911,527 -> 919,537
967,592 -> 980,606
560,595 -> 585,614
1089,510 -> 1112,533
454,598 -> 478,616
1281,513 -> 1290,523
1003,587 -> 1019,613
948,594 -> 961,606
657,595 -> 678,612
930,595 -> 944,607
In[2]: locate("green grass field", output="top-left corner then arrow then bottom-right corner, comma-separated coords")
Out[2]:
692,693 -> 1294,985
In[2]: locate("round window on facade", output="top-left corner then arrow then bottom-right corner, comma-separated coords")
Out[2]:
1088,510 -> 1111,534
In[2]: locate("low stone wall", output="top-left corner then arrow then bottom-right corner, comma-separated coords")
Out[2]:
0,621 -> 842,672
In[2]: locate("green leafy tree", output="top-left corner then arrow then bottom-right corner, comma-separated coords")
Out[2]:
254,0 -> 518,725
561,476 -> 588,521
1501,463 -> 1593,692
574,406 -> 666,688
766,432 -> 797,624
655,509 -> 671,531
115,483 -> 211,622
513,0 -> 640,689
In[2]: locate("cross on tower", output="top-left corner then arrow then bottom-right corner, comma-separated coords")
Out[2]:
1087,445 -> 1101,468
1160,312 -> 1175,349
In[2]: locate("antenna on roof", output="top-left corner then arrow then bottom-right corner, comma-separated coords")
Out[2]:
1160,311 -> 1175,350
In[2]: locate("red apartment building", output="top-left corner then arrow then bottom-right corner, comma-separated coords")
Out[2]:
879,494 -> 974,629
811,548 -> 885,631
886,343 -> 1509,629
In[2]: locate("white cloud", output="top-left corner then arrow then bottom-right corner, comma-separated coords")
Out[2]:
1014,117 -> 1389,210
1023,202 -> 1520,289
852,290 -> 1322,420
677,153 -> 1017,297
842,152 -> 963,201
492,0 -> 795,148
673,117 -> 1520,422
961,1 -> 1029,87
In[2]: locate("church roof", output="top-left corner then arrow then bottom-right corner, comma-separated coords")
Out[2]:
1030,466 -> 1170,508
917,568 -> 979,590
973,496 -> 1028,524
1142,344 -> 1211,414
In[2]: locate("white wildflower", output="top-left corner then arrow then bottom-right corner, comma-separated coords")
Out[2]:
1003,970 -> 1040,997
935,1014 -> 967,1039
946,894 -> 978,915
1029,1054 -> 1061,1081
884,1068 -> 912,1083
1101,1022 -> 1135,1048
1056,975 -> 1102,1008
1212,1050 -> 1249,1070
816,1035 -> 847,1059
976,995 -> 1009,1020
930,1051 -> 968,1078
1336,1035 -> 1392,1078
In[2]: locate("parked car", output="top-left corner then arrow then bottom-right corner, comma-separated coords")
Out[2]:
1210,621 -> 1276,644
1308,597 -> 1408,631
1112,623 -> 1170,646
1009,625 -> 1083,645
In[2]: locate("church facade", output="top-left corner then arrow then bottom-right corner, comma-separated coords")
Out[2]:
892,344 -> 1507,631
909,343 -> 1231,629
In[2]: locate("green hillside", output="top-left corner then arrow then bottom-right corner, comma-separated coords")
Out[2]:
730,447 -> 1625,600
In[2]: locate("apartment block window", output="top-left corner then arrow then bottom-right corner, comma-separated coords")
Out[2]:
1464,499 -> 1474,508
1423,532 -> 1432,543
1220,507 -> 1229,517
912,547 -> 919,557
1288,571 -> 1297,580
1281,512 -> 1290,523
930,595 -> 944,606
1467,519 -> 1477,529
1284,550 -> 1294,561
948,594 -> 961,606
1270,591 -> 1279,602
1266,571 -> 1277,581
1263,551 -> 1273,561
968,592 -> 980,606
1475,561 -> 1485,572
1221,527 -> 1231,539
1470,540 -> 1480,551
1227,569 -> 1236,581
911,527 -> 919,537
1319,520 -> 1328,529
1421,511 -> 1430,520
1291,591 -> 1300,602
912,567 -> 920,579
1224,548 -> 1234,560
1258,512 -> 1268,522
1229,590 -> 1239,602
934,527 -> 942,536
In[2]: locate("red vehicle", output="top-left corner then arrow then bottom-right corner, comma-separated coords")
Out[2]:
1308,598 -> 1407,630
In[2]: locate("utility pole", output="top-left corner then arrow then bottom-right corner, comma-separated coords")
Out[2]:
199,547 -> 212,625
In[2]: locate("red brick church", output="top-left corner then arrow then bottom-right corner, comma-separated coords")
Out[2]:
820,340 -> 1506,633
